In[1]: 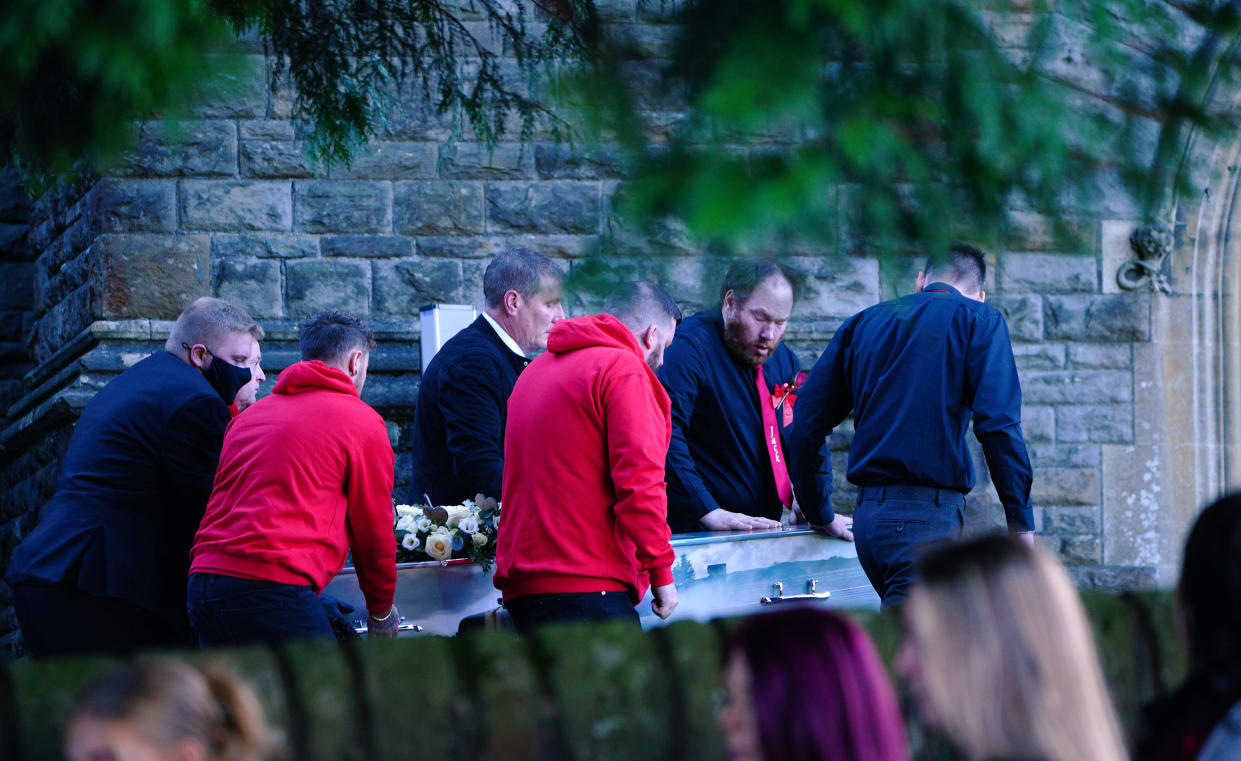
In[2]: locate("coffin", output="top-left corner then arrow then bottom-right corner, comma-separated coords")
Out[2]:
323,526 -> 879,635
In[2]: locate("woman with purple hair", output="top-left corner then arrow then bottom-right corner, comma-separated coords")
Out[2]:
717,606 -> 911,761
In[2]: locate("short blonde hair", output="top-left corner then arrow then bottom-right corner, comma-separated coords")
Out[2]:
165,297 -> 263,352
908,536 -> 1127,761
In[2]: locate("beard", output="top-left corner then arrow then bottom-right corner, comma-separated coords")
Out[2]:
723,317 -> 770,367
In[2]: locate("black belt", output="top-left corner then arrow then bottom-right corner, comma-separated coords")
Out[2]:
857,485 -> 965,505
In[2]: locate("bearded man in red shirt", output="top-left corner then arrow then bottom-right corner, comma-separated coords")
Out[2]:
495,282 -> 682,631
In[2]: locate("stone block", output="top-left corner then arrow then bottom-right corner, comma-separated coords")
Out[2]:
195,54 -> 267,118
1030,467 -> 1099,506
372,259 -> 463,316
285,259 -> 371,316
1059,534 -> 1103,564
321,235 -> 412,258
239,120 -> 295,141
329,142 -> 437,179
1067,343 -> 1132,369
1044,293 -> 1151,341
1102,444 -> 1166,569
1101,219 -> 1140,294
90,179 -> 176,233
486,182 -> 601,234
439,142 -> 536,180
34,287 -> 90,361
1003,211 -> 1095,252
212,258 -> 283,319
239,141 -> 315,178
393,182 -> 485,235
417,236 -> 506,260
790,256 -> 880,319
1068,564 -> 1157,590
211,234 -> 319,260
88,234 -> 211,318
294,180 -> 392,234
120,120 -> 238,177
1013,343 -> 1065,369
180,181 -> 292,232
1056,404 -> 1133,444
999,252 -> 1097,292
0,263 -> 34,311
534,143 -> 624,179
1029,443 -> 1101,469
1021,405 -> 1054,442
989,295 -> 1043,341
1044,505 -> 1102,535
1021,369 -> 1131,404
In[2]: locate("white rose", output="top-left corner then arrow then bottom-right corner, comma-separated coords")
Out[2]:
445,505 -> 472,528
458,516 -> 480,535
414,516 -> 432,533
395,515 -> 416,532
424,531 -> 453,562
401,533 -> 419,551
472,532 -> 488,547
395,504 -> 422,518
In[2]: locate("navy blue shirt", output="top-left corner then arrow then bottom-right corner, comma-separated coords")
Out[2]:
788,283 -> 1034,531
659,312 -> 829,532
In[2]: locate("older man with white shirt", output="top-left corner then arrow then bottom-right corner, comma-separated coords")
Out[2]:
411,248 -> 565,506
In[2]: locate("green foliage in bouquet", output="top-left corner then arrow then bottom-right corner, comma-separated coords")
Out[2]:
394,495 -> 501,572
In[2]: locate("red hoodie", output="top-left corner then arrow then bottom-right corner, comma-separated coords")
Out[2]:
189,360 -> 396,614
494,314 -> 675,604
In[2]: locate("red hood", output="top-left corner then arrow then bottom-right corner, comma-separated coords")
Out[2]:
273,360 -> 359,397
547,314 -> 643,359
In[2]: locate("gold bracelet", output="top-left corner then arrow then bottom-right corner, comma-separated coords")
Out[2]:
370,607 -> 395,622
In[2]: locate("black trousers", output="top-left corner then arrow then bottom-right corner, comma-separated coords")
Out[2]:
12,581 -> 192,658
852,485 -> 965,610
503,590 -> 639,633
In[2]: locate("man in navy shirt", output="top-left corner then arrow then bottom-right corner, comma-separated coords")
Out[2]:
660,259 -> 848,535
789,243 -> 1034,608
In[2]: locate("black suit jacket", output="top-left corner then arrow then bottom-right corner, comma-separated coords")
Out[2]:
411,316 -> 528,506
5,351 -> 230,626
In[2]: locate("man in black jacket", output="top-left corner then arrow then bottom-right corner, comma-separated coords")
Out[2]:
5,297 -> 264,656
412,248 -> 564,506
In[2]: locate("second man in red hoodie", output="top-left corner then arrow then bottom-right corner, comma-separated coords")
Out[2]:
495,282 -> 683,631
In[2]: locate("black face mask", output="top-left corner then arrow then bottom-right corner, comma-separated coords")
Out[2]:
184,342 -> 253,403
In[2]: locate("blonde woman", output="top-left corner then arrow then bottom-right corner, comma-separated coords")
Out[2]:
65,658 -> 275,761
896,534 -> 1128,761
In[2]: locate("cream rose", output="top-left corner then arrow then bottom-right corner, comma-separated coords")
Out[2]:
472,532 -> 489,547
445,505 -> 472,528
424,531 -> 453,562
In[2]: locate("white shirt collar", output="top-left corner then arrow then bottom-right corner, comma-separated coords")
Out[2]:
482,312 -> 526,358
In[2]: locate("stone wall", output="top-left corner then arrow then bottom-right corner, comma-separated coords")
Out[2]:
2,1 -> 1235,654
0,593 -> 1189,761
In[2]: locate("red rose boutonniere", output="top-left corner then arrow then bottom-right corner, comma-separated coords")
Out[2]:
772,371 -> 809,428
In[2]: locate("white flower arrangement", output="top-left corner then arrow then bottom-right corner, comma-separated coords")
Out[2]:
393,494 -> 501,571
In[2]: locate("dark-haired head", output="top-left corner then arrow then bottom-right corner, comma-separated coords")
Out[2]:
298,310 -> 376,363
604,281 -> 681,371
1179,492 -> 1241,669
718,258 -> 796,307
719,607 -> 910,761
922,242 -> 987,296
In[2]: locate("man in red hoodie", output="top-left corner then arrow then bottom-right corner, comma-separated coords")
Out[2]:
495,282 -> 682,631
187,310 -> 399,645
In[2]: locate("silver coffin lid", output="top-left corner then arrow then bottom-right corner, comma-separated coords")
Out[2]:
323,526 -> 879,636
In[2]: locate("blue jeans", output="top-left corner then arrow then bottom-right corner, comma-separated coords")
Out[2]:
187,573 -> 334,647
503,591 -> 639,633
852,486 -> 965,609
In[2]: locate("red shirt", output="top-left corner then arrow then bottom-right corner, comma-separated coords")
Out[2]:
190,360 -> 396,614
494,314 -> 676,604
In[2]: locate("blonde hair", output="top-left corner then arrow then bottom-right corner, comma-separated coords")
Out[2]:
165,297 -> 264,353
67,658 -> 275,761
908,535 -> 1128,761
